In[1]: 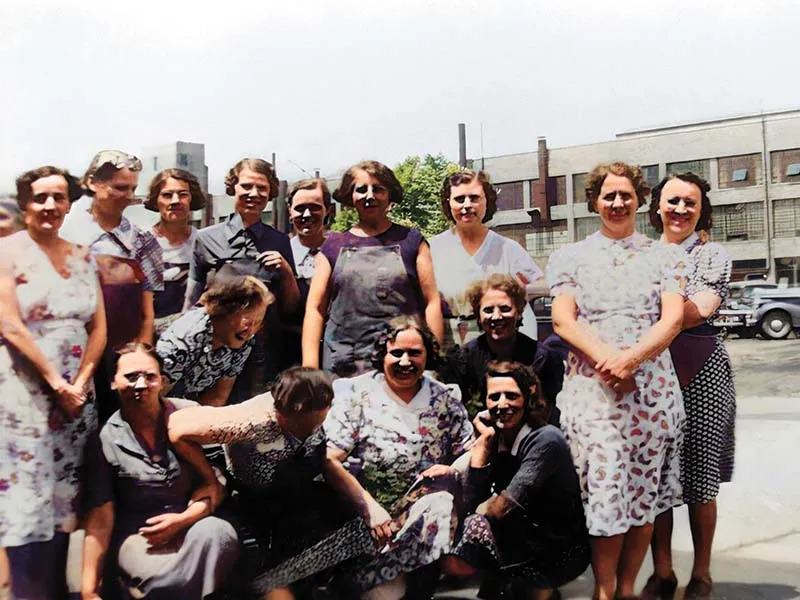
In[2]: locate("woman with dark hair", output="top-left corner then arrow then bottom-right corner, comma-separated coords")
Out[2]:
302,160 -> 444,378
546,162 -> 687,600
0,166 -> 106,599
146,168 -> 206,335
168,366 -> 373,599
156,275 -> 273,406
442,361 -> 589,600
323,316 -> 473,598
429,169 -> 545,350
81,342 -> 239,600
185,157 -> 299,398
60,149 -> 163,422
442,273 -> 565,419
642,173 -> 736,600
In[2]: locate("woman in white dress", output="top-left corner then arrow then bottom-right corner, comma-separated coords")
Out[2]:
546,162 -> 687,600
429,170 -> 545,350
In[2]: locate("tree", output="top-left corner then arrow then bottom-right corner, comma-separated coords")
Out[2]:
329,154 -> 460,237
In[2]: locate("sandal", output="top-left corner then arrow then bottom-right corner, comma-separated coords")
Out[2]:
684,577 -> 713,599
640,571 -> 678,600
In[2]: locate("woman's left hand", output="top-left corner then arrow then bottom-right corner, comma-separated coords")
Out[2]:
190,479 -> 226,511
139,513 -> 186,547
595,350 -> 639,381
420,464 -> 456,481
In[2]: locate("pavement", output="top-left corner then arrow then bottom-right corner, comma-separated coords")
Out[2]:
438,337 -> 800,599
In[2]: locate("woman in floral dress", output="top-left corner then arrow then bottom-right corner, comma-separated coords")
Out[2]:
546,162 -> 687,600
0,166 -> 106,599
324,316 -> 473,599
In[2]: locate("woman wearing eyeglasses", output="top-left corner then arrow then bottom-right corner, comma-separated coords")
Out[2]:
545,162 -> 687,600
61,149 -> 163,423
0,167 -> 106,599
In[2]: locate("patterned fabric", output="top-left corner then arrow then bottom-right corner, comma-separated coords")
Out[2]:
60,197 -> 163,293
0,232 -> 99,546
675,233 -> 736,503
680,342 -> 736,503
326,372 -> 473,589
326,372 -> 473,507
429,228 -> 543,346
546,231 -> 687,537
156,309 -> 253,397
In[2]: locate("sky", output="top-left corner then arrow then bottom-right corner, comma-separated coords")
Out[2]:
2,0 -> 799,195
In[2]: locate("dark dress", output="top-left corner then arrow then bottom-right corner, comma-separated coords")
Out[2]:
452,425 -> 590,594
319,224 -> 425,378
442,332 -> 565,423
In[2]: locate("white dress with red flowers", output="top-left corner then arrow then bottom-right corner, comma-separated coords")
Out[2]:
0,232 -> 99,547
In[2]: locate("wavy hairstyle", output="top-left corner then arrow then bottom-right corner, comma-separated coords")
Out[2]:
200,275 -> 274,320
479,360 -> 546,426
585,162 -> 650,213
648,172 -> 713,233
466,273 -> 527,329
15,166 -> 83,210
333,160 -> 403,208
440,169 -> 498,223
146,168 -> 207,212
370,315 -> 442,372
81,149 -> 143,196
224,158 -> 280,200
287,178 -> 332,208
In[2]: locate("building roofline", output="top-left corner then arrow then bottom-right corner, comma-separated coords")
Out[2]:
616,107 -> 800,138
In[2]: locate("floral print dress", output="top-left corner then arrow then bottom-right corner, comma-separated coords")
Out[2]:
0,233 -> 99,546
546,231 -> 687,537
326,372 -> 473,590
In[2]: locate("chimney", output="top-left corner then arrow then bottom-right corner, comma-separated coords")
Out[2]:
458,123 -> 467,167
530,136 -> 550,222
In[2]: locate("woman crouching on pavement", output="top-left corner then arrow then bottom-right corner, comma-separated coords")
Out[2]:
81,342 -> 238,600
442,361 -> 589,600
168,366 -> 374,599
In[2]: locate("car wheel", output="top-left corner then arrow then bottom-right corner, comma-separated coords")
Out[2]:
760,310 -> 792,340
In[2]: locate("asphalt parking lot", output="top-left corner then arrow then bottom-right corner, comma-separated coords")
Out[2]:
725,336 -> 800,398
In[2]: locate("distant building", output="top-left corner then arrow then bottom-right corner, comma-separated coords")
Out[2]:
474,108 -> 800,285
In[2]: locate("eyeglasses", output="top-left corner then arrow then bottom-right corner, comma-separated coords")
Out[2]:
88,149 -> 143,174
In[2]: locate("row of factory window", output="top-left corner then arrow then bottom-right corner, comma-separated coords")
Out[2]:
493,148 -> 800,212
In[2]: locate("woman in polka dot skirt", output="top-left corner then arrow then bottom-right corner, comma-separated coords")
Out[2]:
643,172 -> 737,600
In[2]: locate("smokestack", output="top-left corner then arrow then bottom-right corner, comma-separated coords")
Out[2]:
273,180 -> 289,233
458,123 -> 467,167
531,136 -> 550,222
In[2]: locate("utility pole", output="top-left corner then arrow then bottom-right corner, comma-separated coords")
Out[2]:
458,123 -> 467,167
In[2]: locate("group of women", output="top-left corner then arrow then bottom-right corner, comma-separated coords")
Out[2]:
0,153 -> 736,600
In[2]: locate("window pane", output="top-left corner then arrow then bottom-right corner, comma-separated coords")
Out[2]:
667,159 -> 710,181
732,168 -> 748,182
495,181 -> 524,211
572,173 -> 588,204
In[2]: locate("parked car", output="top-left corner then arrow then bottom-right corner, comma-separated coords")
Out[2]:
746,288 -> 800,339
531,296 -> 554,340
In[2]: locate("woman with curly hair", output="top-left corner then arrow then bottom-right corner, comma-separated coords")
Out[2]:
641,173 -> 736,600
429,169 -> 545,350
324,316 -> 472,598
545,162 -> 687,600
302,160 -> 444,378
0,166 -> 106,599
146,168 -> 206,335
156,275 -> 273,406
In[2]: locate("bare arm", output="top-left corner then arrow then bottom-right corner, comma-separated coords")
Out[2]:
683,291 -> 722,330
139,290 -> 155,344
196,377 -> 236,407
74,280 -> 107,391
81,502 -> 114,599
301,253 -> 331,368
551,294 -> 616,365
168,400 -> 260,446
416,242 -> 444,344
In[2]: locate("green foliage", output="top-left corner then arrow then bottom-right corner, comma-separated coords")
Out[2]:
328,154 -> 460,237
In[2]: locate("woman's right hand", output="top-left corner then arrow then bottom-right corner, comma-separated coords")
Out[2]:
472,411 -> 497,440
52,378 -> 85,419
366,502 -> 394,548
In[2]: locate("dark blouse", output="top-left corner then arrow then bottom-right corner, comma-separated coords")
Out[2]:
85,398 -> 198,540
465,425 -> 586,554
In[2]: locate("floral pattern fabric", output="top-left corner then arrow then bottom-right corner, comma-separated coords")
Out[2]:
156,308 -> 253,397
326,372 -> 473,589
545,231 -> 687,537
0,233 -> 99,546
